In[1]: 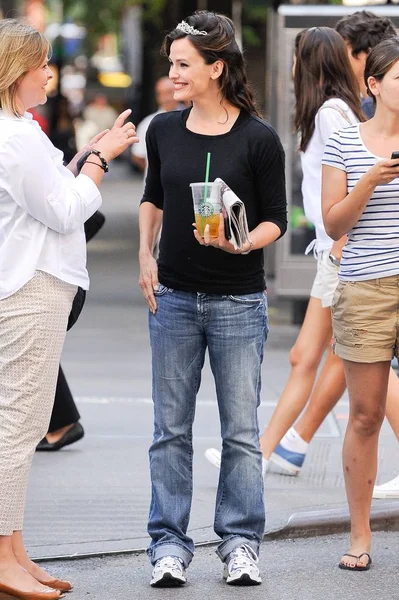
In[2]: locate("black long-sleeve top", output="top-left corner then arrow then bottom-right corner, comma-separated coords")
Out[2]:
141,107 -> 287,295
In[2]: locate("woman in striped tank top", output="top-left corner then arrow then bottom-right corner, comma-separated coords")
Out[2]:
323,37 -> 399,571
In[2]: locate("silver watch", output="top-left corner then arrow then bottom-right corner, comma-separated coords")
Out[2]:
329,254 -> 340,267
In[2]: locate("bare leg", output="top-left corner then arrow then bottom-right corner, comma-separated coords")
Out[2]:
0,534 -> 56,593
11,531 -> 64,585
260,296 -> 333,459
295,346 -> 346,442
273,360 -> 398,447
385,367 -> 399,440
340,360 -> 389,569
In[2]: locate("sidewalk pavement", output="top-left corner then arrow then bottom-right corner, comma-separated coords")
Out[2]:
37,532 -> 399,600
25,163 -> 399,561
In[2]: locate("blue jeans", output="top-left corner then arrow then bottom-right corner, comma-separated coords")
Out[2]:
147,286 -> 268,567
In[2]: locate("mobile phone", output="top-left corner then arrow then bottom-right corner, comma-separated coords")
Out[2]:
391,151 -> 399,166
76,150 -> 90,173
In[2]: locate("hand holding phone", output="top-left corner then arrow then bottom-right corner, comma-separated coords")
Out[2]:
391,151 -> 399,166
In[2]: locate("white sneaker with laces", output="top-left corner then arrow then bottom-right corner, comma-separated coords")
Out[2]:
204,448 -> 269,477
373,474 -> 399,499
150,556 -> 187,587
223,544 -> 262,585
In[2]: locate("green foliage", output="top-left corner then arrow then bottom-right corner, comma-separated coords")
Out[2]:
243,1 -> 267,49
63,0 -> 137,35
48,0 -> 270,53
242,25 -> 261,48
142,0 -> 166,29
246,5 -> 267,22
55,0 -> 166,52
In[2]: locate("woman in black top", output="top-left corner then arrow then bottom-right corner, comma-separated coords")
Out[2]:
139,10 -> 287,588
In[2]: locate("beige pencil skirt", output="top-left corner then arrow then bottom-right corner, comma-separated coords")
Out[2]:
0,271 -> 76,535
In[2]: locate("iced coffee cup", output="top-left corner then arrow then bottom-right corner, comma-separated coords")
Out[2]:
190,181 -> 222,238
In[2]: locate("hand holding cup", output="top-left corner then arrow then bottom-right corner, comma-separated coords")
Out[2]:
191,181 -> 222,238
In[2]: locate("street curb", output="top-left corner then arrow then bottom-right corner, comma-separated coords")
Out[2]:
265,501 -> 399,540
35,502 -> 399,564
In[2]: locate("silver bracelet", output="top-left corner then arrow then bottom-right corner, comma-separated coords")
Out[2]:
329,253 -> 340,267
241,238 -> 254,255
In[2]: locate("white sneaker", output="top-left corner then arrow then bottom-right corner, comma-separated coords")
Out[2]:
373,474 -> 399,499
269,443 -> 305,476
223,544 -> 262,585
150,556 -> 187,587
204,448 -> 269,477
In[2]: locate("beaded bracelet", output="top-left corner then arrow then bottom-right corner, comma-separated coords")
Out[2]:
87,149 -> 109,172
85,160 -> 105,169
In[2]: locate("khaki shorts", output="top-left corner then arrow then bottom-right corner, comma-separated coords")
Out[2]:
331,275 -> 399,363
310,250 -> 339,308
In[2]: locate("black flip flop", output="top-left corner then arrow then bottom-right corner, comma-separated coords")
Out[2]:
338,552 -> 372,572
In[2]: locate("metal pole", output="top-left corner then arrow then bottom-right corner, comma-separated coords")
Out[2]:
232,0 -> 242,51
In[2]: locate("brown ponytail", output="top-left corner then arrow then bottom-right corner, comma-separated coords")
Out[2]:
294,27 -> 364,152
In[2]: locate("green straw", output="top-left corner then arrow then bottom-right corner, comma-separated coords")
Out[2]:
203,152 -> 211,203
201,152 -> 211,235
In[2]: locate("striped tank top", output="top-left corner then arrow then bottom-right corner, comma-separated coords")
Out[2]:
322,123 -> 399,282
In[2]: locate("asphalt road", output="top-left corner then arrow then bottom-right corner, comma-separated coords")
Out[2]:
40,530 -> 399,600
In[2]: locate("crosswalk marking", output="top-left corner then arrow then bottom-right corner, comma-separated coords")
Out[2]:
75,397 -> 342,438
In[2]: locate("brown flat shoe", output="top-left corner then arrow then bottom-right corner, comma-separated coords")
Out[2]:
36,579 -> 72,593
0,581 -> 63,599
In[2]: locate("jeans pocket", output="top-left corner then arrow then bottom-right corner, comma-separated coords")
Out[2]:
154,284 -> 172,296
227,292 -> 266,305
325,253 -> 340,273
331,282 -> 343,311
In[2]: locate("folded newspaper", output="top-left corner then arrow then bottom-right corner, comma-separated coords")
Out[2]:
214,177 -> 250,251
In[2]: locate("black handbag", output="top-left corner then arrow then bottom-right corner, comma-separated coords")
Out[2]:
66,210 -> 106,331
67,286 -> 86,331
84,209 -> 106,242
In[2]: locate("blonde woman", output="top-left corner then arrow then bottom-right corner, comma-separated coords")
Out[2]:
0,19 -> 137,599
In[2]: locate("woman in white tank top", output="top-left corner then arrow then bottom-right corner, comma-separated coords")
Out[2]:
259,28 -> 364,470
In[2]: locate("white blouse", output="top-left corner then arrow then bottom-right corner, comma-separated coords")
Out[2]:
0,110 -> 102,300
300,98 -> 358,252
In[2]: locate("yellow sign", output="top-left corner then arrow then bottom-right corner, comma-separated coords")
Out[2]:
98,72 -> 132,88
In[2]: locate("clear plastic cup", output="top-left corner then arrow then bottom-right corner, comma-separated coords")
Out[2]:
190,181 -> 222,237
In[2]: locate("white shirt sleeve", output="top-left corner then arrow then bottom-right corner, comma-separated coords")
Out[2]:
317,107 -> 353,146
0,129 -> 102,234
131,117 -> 149,159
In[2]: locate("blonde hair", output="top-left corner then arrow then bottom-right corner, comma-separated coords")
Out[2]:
0,19 -> 50,116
